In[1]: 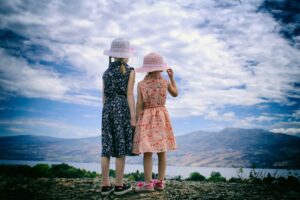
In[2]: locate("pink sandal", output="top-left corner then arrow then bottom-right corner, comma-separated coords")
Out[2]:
154,179 -> 165,191
135,180 -> 155,192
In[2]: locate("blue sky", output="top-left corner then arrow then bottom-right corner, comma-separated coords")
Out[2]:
0,0 -> 299,138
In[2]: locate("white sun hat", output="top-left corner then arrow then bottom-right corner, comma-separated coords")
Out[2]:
103,38 -> 134,58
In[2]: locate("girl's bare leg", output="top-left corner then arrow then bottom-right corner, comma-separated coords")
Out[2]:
143,152 -> 153,183
101,156 -> 111,186
115,155 -> 125,186
157,152 -> 166,181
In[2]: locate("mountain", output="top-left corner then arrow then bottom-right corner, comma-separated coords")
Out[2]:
0,135 -> 100,163
167,128 -> 300,168
0,128 -> 299,168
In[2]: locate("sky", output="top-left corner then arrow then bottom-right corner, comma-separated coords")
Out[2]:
0,0 -> 299,138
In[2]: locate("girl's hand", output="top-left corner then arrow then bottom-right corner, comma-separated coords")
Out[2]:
167,68 -> 178,97
130,117 -> 136,128
167,68 -> 174,79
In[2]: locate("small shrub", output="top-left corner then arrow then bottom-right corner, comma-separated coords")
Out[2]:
109,169 -> 116,178
285,176 -> 299,187
0,163 -> 99,178
237,167 -> 244,179
208,171 -> 226,182
126,175 -> 136,181
174,175 -> 182,181
229,177 -> 243,183
248,176 -> 262,184
124,170 -> 148,181
262,173 -> 275,184
189,172 -> 206,181
32,164 -> 51,177
0,164 -> 32,177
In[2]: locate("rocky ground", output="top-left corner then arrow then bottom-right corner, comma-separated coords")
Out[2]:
0,176 -> 299,200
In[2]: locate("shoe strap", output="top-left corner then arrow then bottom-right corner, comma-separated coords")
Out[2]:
155,180 -> 165,186
145,182 -> 154,187
115,183 -> 125,189
137,182 -> 144,187
101,184 -> 113,188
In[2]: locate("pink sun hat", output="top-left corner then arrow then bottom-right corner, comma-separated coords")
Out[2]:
103,38 -> 134,58
135,52 -> 170,72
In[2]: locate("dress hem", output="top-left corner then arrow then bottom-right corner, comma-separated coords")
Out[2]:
101,153 -> 139,158
132,147 -> 177,155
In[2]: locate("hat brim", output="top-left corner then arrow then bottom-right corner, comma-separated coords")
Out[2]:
103,50 -> 133,58
135,64 -> 170,73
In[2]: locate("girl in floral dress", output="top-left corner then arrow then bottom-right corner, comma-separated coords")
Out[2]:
133,52 -> 178,192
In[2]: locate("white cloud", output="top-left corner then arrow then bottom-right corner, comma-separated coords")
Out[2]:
268,120 -> 300,136
204,110 -> 236,121
82,114 -> 98,118
271,121 -> 300,128
292,110 -> 300,119
270,128 -> 300,136
0,0 -> 299,119
210,113 -> 281,130
0,118 -> 98,138
4,127 -> 26,133
245,115 -> 279,123
0,49 -> 100,106
0,49 -> 67,96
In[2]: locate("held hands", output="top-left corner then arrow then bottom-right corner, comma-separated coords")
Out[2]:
130,117 -> 136,129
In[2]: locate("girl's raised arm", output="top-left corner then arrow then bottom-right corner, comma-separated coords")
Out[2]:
167,69 -> 178,97
127,70 -> 136,127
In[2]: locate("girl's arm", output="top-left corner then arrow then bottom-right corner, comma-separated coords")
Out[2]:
127,70 -> 136,127
136,83 -> 143,122
102,80 -> 106,105
167,69 -> 178,97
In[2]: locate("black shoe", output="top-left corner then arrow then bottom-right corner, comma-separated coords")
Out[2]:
101,184 -> 114,196
114,183 -> 132,196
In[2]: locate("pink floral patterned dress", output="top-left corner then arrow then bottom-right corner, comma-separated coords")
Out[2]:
133,73 -> 177,154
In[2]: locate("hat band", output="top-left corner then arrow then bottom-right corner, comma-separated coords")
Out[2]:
110,47 -> 131,52
135,65 -> 169,72
142,63 -> 166,67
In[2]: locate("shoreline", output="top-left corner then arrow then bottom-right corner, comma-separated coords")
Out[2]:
1,159 -> 299,180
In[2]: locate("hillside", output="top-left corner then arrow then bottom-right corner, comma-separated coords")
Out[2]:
0,135 -> 100,163
167,128 -> 300,168
0,128 -> 300,168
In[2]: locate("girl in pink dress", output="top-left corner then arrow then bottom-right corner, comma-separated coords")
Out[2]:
133,52 -> 178,192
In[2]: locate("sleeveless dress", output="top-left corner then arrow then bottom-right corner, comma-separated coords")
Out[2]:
101,61 -> 136,157
133,73 -> 177,154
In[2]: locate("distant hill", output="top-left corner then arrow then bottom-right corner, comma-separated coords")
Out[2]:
0,128 -> 299,168
167,128 -> 300,168
0,135 -> 100,163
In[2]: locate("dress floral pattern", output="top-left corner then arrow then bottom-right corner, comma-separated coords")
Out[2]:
101,61 -> 136,157
133,73 -> 177,154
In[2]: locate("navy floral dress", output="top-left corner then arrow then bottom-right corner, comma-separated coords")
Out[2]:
101,61 -> 136,157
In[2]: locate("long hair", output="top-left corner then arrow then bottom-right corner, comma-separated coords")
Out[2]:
119,60 -> 126,75
110,57 -> 126,75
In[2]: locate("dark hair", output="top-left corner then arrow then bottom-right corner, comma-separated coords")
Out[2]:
120,59 -> 126,75
109,56 -> 112,65
109,57 -> 126,75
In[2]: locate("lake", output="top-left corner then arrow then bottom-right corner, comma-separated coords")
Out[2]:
0,159 -> 299,179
